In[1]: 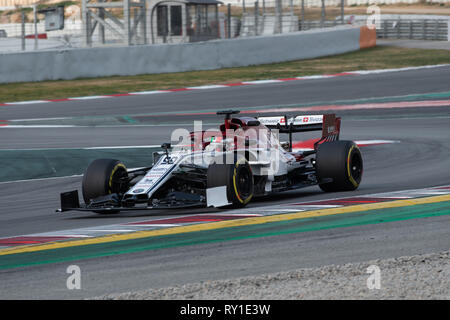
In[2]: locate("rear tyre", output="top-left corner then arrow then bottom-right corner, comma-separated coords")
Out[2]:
316,141 -> 363,192
207,157 -> 254,208
82,159 -> 128,211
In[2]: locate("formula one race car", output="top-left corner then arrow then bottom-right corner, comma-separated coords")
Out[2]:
58,110 -> 363,213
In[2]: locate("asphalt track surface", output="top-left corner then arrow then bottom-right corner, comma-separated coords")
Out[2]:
0,66 -> 449,299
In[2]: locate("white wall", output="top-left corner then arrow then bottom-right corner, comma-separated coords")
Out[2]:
0,25 -> 362,83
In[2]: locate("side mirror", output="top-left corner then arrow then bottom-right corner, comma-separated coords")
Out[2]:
161,143 -> 171,150
161,143 -> 171,158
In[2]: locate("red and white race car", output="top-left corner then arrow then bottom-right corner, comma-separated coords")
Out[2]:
58,110 -> 363,213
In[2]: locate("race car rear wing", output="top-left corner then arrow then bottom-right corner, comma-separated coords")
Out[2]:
257,114 -> 341,152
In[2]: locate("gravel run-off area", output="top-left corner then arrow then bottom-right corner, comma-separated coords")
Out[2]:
95,250 -> 449,300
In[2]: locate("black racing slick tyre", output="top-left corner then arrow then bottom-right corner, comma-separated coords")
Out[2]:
316,141 -> 363,192
207,157 -> 254,208
82,159 -> 128,206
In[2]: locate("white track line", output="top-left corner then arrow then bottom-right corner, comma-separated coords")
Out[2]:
242,80 -> 283,84
296,75 -> 334,80
0,125 -> 76,128
129,90 -> 169,95
124,224 -> 182,227
4,100 -> 48,105
8,117 -> 70,122
187,85 -> 229,89
84,229 -> 137,233
85,145 -> 160,150
0,175 -> 82,185
68,96 -> 109,100
352,64 -> 450,75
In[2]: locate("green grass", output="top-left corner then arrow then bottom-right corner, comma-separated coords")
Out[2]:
1,46 -> 450,103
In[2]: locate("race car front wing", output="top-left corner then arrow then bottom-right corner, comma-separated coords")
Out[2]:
56,189 -> 205,213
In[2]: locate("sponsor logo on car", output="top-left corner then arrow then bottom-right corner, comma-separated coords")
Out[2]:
162,156 -> 178,164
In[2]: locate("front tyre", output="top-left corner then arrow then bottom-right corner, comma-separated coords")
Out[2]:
82,159 -> 128,207
207,157 -> 254,208
316,141 -> 363,192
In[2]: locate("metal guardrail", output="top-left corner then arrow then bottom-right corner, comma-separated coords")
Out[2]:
377,19 -> 449,41
300,19 -> 449,41
300,19 -> 346,31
